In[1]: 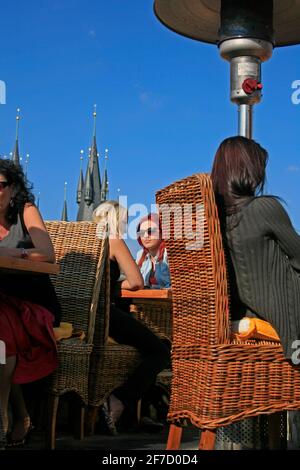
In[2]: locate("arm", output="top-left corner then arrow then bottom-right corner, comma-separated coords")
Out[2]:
0,204 -> 55,262
263,197 -> 300,271
109,238 -> 144,290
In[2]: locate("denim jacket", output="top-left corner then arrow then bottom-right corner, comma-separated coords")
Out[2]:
136,248 -> 171,288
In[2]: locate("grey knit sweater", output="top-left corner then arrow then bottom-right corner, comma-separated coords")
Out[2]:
226,196 -> 300,359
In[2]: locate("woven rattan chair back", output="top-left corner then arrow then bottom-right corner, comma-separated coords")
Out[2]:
44,221 -> 108,449
45,221 -> 107,343
157,173 -> 230,347
156,173 -> 300,450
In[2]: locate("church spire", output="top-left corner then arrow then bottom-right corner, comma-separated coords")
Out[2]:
36,191 -> 41,209
76,150 -> 84,204
93,103 -> 97,138
12,108 -> 21,167
76,105 -> 102,221
84,165 -> 93,205
88,104 -> 102,204
61,182 -> 68,221
24,153 -> 30,177
101,148 -> 109,202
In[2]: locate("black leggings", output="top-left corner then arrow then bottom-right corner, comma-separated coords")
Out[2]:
109,305 -> 170,408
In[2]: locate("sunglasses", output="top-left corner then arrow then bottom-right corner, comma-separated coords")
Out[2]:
137,227 -> 159,238
0,181 -> 10,190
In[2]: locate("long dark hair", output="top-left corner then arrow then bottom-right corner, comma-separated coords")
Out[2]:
211,137 -> 269,317
211,136 -> 268,217
0,158 -> 35,224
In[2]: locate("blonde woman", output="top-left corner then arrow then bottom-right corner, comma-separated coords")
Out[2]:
93,201 -> 170,434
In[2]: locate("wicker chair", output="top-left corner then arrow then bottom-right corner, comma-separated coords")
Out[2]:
44,221 -> 108,449
156,173 -> 300,450
130,299 -> 173,397
87,256 -> 140,434
130,299 -> 172,345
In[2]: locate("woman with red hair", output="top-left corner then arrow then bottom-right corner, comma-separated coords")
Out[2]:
136,213 -> 170,288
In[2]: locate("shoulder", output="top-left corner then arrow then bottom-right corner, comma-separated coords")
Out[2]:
23,203 -> 39,216
246,196 -> 291,226
247,196 -> 284,213
23,204 -> 46,228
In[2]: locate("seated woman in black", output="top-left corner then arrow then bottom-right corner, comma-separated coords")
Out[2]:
93,200 -> 170,434
211,136 -> 300,361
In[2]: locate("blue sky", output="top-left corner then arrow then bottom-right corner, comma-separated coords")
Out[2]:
0,0 -> 299,254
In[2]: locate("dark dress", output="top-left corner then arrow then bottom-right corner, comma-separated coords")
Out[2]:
226,196 -> 300,359
109,259 -> 170,408
0,210 -> 60,383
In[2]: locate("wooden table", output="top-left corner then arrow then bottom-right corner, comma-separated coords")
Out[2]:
120,288 -> 172,300
120,288 -> 172,342
0,256 -> 59,274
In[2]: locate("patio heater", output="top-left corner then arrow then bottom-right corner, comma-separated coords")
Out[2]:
154,0 -> 300,139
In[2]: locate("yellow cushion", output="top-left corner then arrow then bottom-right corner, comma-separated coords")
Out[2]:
107,336 -> 119,345
231,317 -> 280,342
53,322 -> 73,341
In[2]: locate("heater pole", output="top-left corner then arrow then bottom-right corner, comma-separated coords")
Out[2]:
238,104 -> 253,138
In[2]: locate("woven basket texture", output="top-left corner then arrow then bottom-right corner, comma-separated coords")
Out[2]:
156,173 -> 300,429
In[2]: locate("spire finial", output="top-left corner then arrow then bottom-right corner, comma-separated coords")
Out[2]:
104,148 -> 109,170
80,149 -> 84,168
25,153 -> 30,177
15,108 -> 21,140
61,183 -> 68,221
93,104 -> 97,137
64,181 -> 67,202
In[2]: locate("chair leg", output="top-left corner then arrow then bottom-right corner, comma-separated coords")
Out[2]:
268,412 -> 282,449
199,429 -> 216,450
137,399 -> 142,424
45,395 -> 59,450
69,395 -> 85,440
166,424 -> 183,450
73,405 -> 85,440
86,406 -> 99,436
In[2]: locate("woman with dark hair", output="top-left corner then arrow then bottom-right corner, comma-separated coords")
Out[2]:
136,213 -> 170,288
211,136 -> 300,360
0,159 -> 61,445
